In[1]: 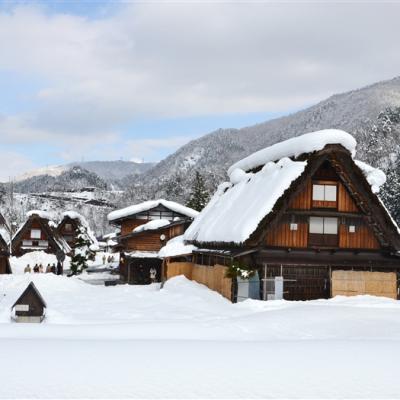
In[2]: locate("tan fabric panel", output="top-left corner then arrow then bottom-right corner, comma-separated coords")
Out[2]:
166,261 -> 232,301
332,270 -> 397,299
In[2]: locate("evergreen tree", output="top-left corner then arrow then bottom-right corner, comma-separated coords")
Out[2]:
69,226 -> 95,275
381,160 -> 400,224
186,171 -> 210,211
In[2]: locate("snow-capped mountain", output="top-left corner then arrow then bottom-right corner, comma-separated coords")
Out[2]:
4,76 -> 400,234
12,160 -> 154,192
127,76 -> 400,212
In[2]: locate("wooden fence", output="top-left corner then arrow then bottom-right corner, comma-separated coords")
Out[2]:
166,261 -> 233,300
332,270 -> 397,299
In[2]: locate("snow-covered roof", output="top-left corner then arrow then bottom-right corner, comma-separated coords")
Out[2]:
124,251 -> 160,258
185,157 -> 307,244
0,227 -> 11,246
185,129 -> 391,245
158,235 -> 197,258
108,199 -> 199,222
60,211 -> 98,246
355,160 -> 386,193
27,210 -> 53,220
228,129 -> 356,176
133,219 -> 170,233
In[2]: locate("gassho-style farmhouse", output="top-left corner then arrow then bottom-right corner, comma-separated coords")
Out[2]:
3,129 -> 400,303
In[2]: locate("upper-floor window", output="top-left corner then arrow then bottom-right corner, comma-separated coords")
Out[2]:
65,223 -> 73,232
30,229 -> 41,239
312,184 -> 337,202
309,217 -> 338,235
309,216 -> 338,247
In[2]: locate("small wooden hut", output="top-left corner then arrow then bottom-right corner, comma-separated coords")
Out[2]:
11,282 -> 46,323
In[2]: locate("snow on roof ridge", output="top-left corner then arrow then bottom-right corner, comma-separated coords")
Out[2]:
108,199 -> 199,222
27,210 -> 54,220
133,219 -> 170,233
228,129 -> 357,177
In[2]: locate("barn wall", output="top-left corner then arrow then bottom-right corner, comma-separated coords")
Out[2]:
332,270 -> 397,299
266,221 -> 308,248
338,222 -> 380,249
166,261 -> 232,300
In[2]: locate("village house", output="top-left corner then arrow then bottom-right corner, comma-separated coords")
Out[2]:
164,129 -> 400,302
0,213 -> 11,274
12,211 -> 71,258
108,200 -> 198,284
57,211 -> 98,250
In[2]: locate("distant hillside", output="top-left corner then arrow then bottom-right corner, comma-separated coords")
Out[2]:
12,160 -> 154,191
129,76 -> 400,214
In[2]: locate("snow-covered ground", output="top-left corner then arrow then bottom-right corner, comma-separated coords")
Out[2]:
10,250 -> 118,275
0,274 -> 400,398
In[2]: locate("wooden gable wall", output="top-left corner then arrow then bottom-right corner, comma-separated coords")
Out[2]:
122,223 -> 185,252
265,161 -> 381,250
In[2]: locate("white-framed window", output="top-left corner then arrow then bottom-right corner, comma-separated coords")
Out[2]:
349,225 -> 356,233
30,229 -> 41,239
290,223 -> 298,231
22,240 -> 33,246
309,217 -> 338,235
312,184 -> 337,202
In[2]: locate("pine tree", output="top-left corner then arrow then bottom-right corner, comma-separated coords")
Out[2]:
69,226 -> 95,275
186,171 -> 210,211
381,160 -> 400,224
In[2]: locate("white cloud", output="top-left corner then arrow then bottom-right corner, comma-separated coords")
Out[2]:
128,136 -> 193,162
1,2 -> 400,164
0,151 -> 37,181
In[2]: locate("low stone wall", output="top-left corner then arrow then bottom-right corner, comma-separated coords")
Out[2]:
166,261 -> 232,300
332,270 -> 397,299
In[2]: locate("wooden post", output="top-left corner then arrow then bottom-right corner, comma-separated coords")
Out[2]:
262,263 -> 268,301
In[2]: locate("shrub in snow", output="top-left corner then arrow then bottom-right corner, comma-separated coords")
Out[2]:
69,226 -> 96,275
226,261 -> 256,280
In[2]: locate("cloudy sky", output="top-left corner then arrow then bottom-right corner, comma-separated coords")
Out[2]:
0,0 -> 400,181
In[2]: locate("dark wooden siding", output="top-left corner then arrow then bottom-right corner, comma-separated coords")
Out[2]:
339,220 -> 380,249
121,219 -> 147,236
289,180 -> 312,210
266,218 -> 308,248
338,182 -> 359,212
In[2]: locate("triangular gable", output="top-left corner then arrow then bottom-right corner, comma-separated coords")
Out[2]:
12,282 -> 47,309
247,144 -> 400,251
12,215 -> 71,255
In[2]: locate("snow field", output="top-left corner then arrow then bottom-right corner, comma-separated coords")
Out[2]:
0,275 -> 400,398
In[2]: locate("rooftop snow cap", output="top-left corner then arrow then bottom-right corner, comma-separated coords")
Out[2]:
227,129 -> 357,176
184,129 -> 388,245
107,199 -> 199,222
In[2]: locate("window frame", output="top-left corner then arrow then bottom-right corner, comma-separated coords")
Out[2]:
30,229 -> 41,240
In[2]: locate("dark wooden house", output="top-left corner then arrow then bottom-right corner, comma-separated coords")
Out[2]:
0,214 -> 11,274
108,200 -> 198,284
57,211 -> 98,249
11,282 -> 46,323
12,211 -> 71,257
180,129 -> 400,301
